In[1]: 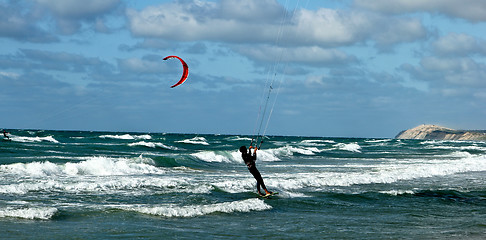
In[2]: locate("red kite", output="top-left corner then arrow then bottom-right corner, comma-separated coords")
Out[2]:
163,55 -> 189,88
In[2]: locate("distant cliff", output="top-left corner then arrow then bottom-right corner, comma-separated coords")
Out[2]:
395,124 -> 486,141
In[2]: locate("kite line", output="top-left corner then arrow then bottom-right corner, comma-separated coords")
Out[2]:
250,0 -> 303,149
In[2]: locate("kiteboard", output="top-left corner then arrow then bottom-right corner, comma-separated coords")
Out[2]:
259,192 -> 279,199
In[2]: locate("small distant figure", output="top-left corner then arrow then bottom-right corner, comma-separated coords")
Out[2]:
239,145 -> 272,196
3,130 -> 10,140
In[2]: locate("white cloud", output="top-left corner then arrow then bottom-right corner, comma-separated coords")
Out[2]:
0,71 -> 20,79
35,0 -> 120,19
287,8 -> 371,46
237,45 -> 356,65
117,57 -> 167,74
219,0 -> 285,22
305,75 -> 326,87
372,17 -> 426,47
404,56 -> 486,89
126,1 -> 427,48
432,33 -> 486,56
355,0 -> 486,22
125,1 -> 278,43
292,9 -> 427,48
0,1 -> 58,42
35,0 -> 121,34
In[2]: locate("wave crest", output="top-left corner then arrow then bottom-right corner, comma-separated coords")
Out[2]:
0,156 -> 161,177
0,207 -> 58,220
119,198 -> 271,218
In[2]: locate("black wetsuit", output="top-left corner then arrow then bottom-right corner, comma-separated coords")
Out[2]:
241,148 -> 267,194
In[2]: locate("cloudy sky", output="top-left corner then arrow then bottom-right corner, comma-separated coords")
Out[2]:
1,0 -> 486,138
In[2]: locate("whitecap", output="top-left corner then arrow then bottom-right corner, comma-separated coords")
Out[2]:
11,136 -> 59,143
0,207 -> 58,220
191,151 -> 237,163
119,198 -> 271,218
226,136 -> 253,141
265,154 -> 486,190
335,143 -> 361,153
299,139 -> 334,146
0,156 -> 162,177
379,190 -> 415,196
0,175 -> 209,195
365,139 -> 391,143
128,141 -> 177,150
176,136 -> 209,145
231,148 -> 282,162
64,156 -> 160,176
99,134 -> 152,140
448,151 -> 473,158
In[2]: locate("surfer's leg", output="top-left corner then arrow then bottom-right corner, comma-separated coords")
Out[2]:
250,167 -> 270,194
256,182 -> 263,195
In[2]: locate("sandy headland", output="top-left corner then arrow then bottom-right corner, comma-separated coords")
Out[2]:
395,124 -> 486,141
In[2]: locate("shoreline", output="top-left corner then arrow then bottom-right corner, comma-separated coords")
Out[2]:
396,124 -> 486,141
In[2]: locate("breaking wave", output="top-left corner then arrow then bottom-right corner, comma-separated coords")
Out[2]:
0,207 -> 58,220
117,198 -> 271,218
0,156 -> 162,178
99,134 -> 152,140
176,136 -> 209,145
11,135 -> 59,143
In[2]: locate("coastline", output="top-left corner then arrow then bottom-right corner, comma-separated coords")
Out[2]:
396,124 -> 486,141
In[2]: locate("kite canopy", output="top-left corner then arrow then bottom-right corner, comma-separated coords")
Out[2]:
163,55 -> 189,88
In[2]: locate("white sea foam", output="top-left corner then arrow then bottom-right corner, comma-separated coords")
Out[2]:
64,156 -> 160,176
448,151 -> 473,158
0,207 -> 58,220
119,198 -> 271,217
426,144 -> 486,152
335,143 -> 361,153
99,134 -> 152,140
254,148 -> 282,161
299,139 -> 335,146
226,136 -> 252,141
12,136 -> 59,143
191,151 -> 235,163
264,154 -> 486,190
0,174 -> 212,195
0,156 -> 162,177
421,140 -> 439,145
278,190 -> 311,198
62,176 -> 212,195
365,139 -> 392,143
213,178 -> 252,194
7,200 -> 30,205
255,146 -> 318,160
4,154 -> 485,198
176,136 -> 209,145
290,146 -> 321,155
380,190 -> 415,196
191,146 -> 319,164
128,141 -> 177,150
191,148 -> 283,163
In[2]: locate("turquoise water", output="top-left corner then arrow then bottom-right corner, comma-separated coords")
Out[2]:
1,130 -> 486,239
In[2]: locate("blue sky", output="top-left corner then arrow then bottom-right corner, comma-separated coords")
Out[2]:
1,0 -> 486,138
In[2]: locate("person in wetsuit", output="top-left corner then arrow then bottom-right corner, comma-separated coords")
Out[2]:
239,145 -> 272,196
3,130 -> 10,140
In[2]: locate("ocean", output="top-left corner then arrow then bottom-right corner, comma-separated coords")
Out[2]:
1,129 -> 485,239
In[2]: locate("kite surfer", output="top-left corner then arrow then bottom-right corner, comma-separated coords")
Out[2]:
3,130 -> 10,140
239,145 -> 272,196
